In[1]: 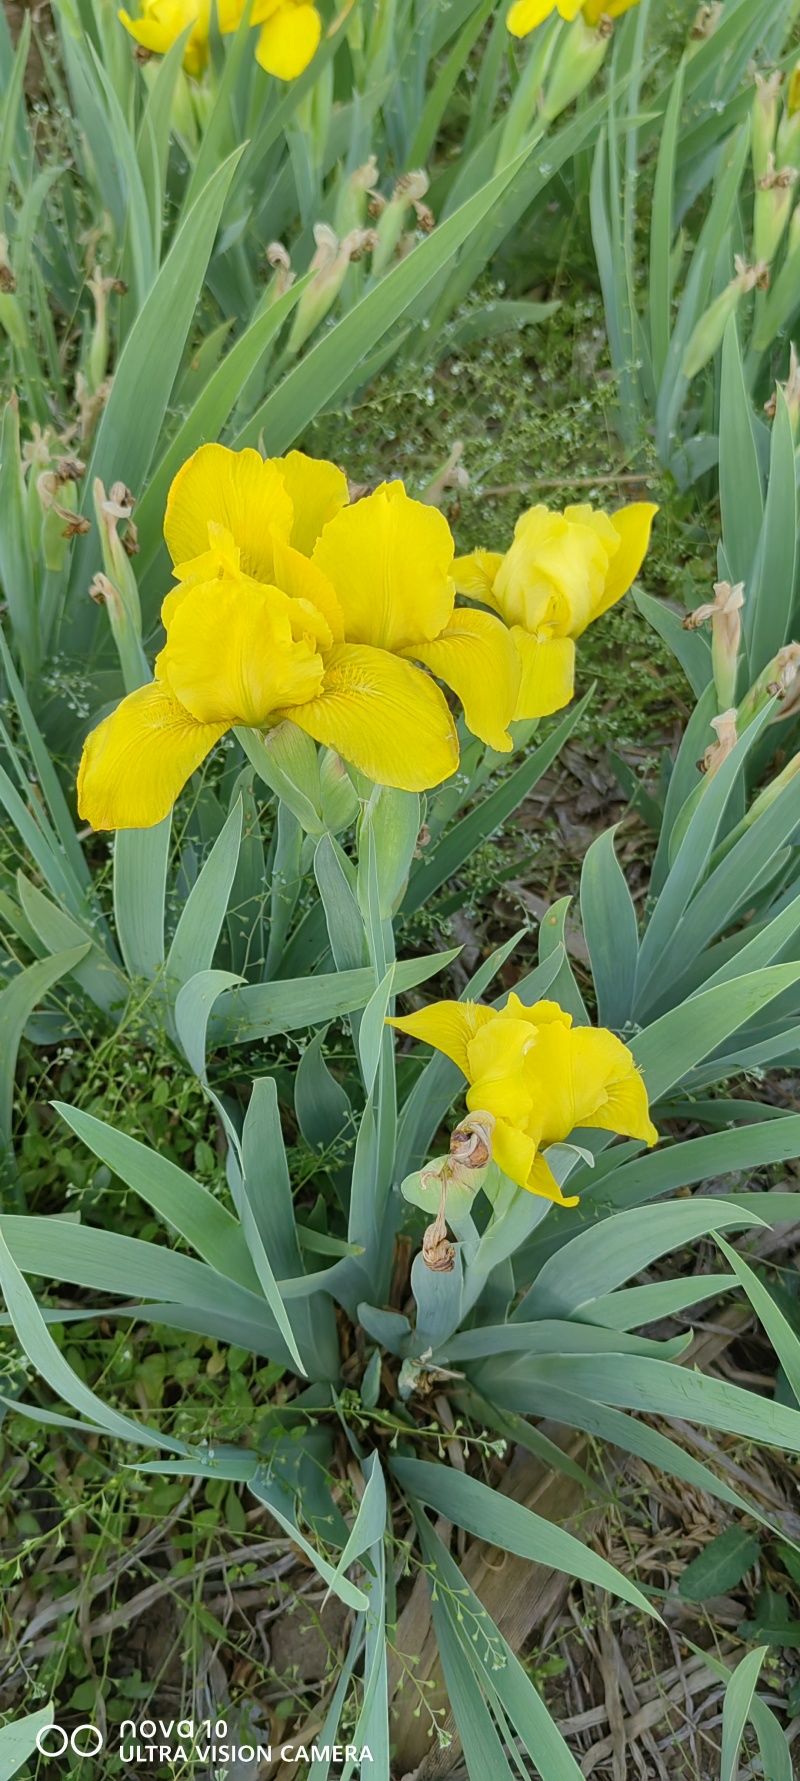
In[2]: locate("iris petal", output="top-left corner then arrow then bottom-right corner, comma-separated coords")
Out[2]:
78,682 -> 225,832
311,483 -> 455,652
490,1118 -> 538,1189
279,642 -> 458,791
507,0 -> 582,33
592,502 -> 658,622
452,550 -> 504,607
255,0 -> 321,77
164,444 -> 292,581
511,627 -> 575,719
272,537 -> 344,644
157,575 -> 324,727
403,608 -> 520,752
388,1001 -> 494,1077
275,450 -> 349,556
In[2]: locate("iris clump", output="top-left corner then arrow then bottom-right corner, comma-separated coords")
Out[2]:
77,445 -> 521,827
77,445 -> 656,830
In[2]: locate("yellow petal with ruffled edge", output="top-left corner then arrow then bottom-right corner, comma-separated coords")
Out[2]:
528,1021 -> 657,1150
495,506 -> 608,634
507,0 -> 582,35
255,0 -> 321,77
217,0 -> 245,30
387,1001 -> 495,1077
511,626 -> 575,719
490,1118 -> 538,1189
402,608 -> 521,753
164,444 -> 292,581
563,503 -> 620,581
452,550 -> 504,608
119,0 -> 210,74
524,1151 -> 579,1207
272,537 -> 344,643
588,502 -> 658,626
520,1016 -> 579,1147
279,643 -> 459,791
465,1017 -> 537,1124
77,682 -> 226,832
524,998 -> 573,1028
156,575 -> 323,727
275,450 -> 349,557
311,483 -> 455,653
584,0 -> 639,23
568,1029 -> 658,1144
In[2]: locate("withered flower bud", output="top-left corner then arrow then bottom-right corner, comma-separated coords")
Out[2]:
0,234 -> 16,293
56,456 -> 86,483
698,708 -> 738,777
689,2 -> 723,40
60,509 -> 91,537
422,1224 -> 457,1273
419,1112 -> 496,1273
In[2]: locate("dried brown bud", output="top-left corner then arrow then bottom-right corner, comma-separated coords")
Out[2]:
690,2 -> 723,38
122,518 -> 140,556
108,481 -> 135,516
698,708 -> 738,777
56,456 -> 86,483
392,170 -> 429,205
0,233 -> 15,292
421,1228 -> 456,1273
756,155 -> 798,191
348,229 -> 380,262
450,1115 -> 494,1172
56,507 -> 91,537
266,241 -> 291,272
89,573 -> 114,605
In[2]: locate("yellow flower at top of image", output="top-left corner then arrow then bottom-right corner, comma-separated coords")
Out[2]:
506,0 -> 639,36
77,445 -> 521,831
453,498 -> 657,721
389,994 -> 658,1206
250,0 -> 322,80
119,0 -> 215,77
119,0 -> 321,80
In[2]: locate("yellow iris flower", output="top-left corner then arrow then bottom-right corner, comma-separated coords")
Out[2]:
119,0 -> 321,81
250,0 -> 321,78
389,993 -> 657,1206
119,0 -> 215,77
453,499 -> 657,721
78,444 -> 520,831
507,0 -> 639,35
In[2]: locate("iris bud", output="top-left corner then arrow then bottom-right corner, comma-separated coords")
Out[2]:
542,15 -> 611,124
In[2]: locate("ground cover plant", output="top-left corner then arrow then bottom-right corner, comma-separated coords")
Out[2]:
3,2 -> 800,1778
